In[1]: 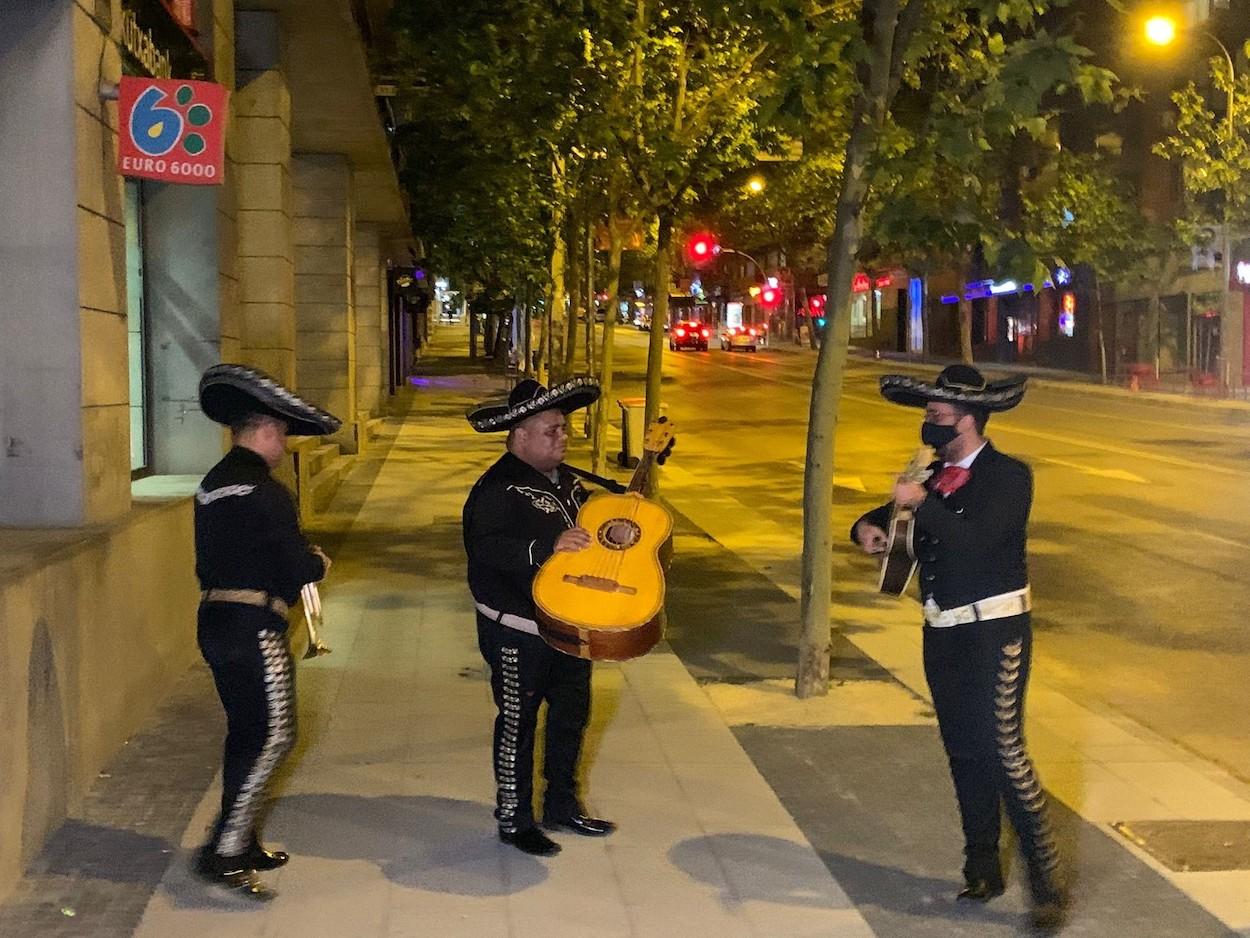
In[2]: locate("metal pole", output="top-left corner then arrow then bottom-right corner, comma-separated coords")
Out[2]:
1202,32 -> 1235,139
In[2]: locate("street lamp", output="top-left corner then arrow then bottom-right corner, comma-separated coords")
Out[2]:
1142,13 -> 1241,388
1144,15 -> 1176,47
1142,14 -> 1235,138
746,175 -> 766,194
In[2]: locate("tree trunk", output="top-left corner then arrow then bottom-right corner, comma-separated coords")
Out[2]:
547,158 -> 569,384
593,217 -> 625,474
520,286 -> 532,377
643,211 -> 673,494
1093,278 -> 1107,384
469,305 -> 480,360
796,119 -> 879,697
565,212 -> 583,378
796,0 -> 918,697
958,298 -> 975,364
585,218 -> 595,374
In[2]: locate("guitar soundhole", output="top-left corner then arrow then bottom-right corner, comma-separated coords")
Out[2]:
597,518 -> 641,551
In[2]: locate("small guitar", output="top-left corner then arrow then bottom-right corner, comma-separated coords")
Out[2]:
532,420 -> 676,661
878,446 -> 935,596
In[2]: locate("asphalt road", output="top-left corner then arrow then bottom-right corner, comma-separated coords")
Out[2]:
599,327 -> 1250,784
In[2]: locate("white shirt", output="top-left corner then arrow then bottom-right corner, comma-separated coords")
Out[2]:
946,441 -> 987,470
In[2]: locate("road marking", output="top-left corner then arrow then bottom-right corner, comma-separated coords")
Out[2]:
786,461 -> 865,491
1029,455 -> 1149,484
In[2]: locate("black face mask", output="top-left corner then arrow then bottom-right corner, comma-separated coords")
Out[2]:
921,420 -> 959,450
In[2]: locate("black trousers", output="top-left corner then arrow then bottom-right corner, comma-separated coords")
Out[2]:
923,613 -> 1061,900
476,614 -> 591,832
198,603 -> 297,859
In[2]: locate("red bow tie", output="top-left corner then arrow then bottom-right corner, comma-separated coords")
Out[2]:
930,465 -> 971,496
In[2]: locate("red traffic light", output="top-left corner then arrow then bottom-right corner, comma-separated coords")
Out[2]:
759,286 -> 782,309
809,294 -> 826,312
685,233 -> 720,265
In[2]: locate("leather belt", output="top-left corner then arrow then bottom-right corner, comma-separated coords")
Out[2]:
923,587 -> 1031,629
201,588 -> 289,618
473,601 -> 540,636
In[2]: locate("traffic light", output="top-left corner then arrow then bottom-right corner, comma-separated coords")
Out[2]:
758,285 -> 782,310
808,294 -> 826,328
685,232 -> 720,266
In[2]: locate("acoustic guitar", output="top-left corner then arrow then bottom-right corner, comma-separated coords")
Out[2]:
532,420 -> 676,661
878,446 -> 935,596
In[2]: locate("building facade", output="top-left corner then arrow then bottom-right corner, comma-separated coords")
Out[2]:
0,0 -> 410,899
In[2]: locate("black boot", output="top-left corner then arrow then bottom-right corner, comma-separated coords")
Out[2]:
1029,875 -> 1069,933
499,826 -> 561,856
956,876 -> 1005,903
544,813 -> 617,837
193,848 -> 275,901
247,840 -> 290,871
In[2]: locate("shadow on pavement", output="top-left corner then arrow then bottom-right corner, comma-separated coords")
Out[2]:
268,793 -> 548,896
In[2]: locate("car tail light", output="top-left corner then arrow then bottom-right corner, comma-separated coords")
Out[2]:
748,328 -> 757,336
701,329 -> 710,337
675,327 -> 686,337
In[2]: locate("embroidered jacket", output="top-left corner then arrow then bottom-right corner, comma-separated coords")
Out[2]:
463,451 -> 589,620
194,446 -> 325,608
852,442 -> 1031,610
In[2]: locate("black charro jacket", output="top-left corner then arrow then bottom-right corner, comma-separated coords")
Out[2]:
852,441 -> 1032,610
194,446 -> 326,608
462,451 -> 589,621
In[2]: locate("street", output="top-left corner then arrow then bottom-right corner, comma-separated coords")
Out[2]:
602,328 -> 1250,783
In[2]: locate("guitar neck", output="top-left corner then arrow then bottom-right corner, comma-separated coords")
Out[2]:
627,452 -> 656,493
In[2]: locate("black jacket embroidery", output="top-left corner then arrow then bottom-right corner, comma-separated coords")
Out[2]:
463,451 -> 588,620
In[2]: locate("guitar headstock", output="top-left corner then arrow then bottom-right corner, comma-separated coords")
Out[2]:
901,445 -> 935,484
643,418 -> 677,460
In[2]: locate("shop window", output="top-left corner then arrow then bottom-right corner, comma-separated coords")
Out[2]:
125,180 -> 150,475
850,294 -> 869,338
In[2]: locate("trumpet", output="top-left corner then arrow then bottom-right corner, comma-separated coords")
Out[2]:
300,583 -> 332,659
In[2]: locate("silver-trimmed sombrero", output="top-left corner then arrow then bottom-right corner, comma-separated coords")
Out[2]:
880,364 -> 1026,412
199,363 -> 342,436
467,376 -> 600,432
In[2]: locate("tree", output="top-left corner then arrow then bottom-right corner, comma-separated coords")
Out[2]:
597,0 -> 782,446
792,0 -> 1118,697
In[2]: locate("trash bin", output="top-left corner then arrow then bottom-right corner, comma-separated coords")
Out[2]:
617,397 -> 666,468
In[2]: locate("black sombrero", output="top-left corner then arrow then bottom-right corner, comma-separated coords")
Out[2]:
879,364 -> 1026,413
467,377 -> 600,432
199,363 -> 342,436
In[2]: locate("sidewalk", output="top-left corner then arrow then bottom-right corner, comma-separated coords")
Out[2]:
0,343 -> 869,937
1,326 -> 1246,937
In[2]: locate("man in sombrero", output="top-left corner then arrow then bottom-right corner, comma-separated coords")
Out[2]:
462,377 -> 617,857
192,364 -> 340,899
852,364 -> 1066,931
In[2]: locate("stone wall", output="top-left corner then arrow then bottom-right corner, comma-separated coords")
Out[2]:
0,498 -> 199,900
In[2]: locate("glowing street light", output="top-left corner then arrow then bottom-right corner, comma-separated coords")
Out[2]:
1140,16 -> 1235,136
746,175 -> 766,194
1144,15 -> 1176,47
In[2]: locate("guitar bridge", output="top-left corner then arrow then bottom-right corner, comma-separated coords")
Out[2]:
561,574 -> 637,595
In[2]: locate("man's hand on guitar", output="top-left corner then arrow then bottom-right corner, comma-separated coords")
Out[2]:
554,527 -> 592,553
893,479 -> 928,509
855,521 -> 889,555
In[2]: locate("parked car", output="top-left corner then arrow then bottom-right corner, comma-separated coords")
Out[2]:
719,325 -> 760,352
669,321 -> 711,351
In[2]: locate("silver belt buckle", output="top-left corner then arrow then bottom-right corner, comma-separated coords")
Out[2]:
923,597 -> 951,628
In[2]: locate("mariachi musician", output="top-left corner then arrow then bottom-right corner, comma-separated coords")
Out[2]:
851,364 -> 1067,932
462,377 -> 617,857
193,364 -> 339,899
